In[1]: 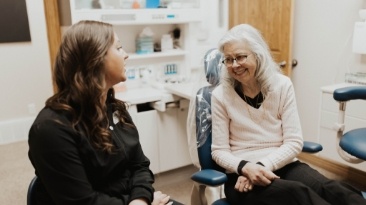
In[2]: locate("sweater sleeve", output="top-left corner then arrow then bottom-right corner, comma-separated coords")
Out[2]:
211,91 -> 243,174
29,119 -> 126,205
258,79 -> 303,171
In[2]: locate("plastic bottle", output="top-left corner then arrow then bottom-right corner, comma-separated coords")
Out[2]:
161,34 -> 173,52
132,0 -> 140,9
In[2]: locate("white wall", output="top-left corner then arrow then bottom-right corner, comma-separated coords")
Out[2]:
1,0 -> 366,145
0,0 -> 53,143
292,0 -> 366,142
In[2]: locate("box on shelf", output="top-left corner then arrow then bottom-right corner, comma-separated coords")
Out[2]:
136,36 -> 154,54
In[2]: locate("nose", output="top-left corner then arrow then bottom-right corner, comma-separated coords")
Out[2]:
124,51 -> 129,60
232,59 -> 240,67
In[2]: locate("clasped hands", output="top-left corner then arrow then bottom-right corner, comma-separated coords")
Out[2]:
235,162 -> 279,192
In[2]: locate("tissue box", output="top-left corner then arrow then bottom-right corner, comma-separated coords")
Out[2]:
146,0 -> 160,8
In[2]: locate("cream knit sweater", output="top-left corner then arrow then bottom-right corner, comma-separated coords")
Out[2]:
211,74 -> 303,173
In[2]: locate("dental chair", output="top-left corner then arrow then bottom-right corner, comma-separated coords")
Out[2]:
188,48 -> 323,205
333,86 -> 366,198
27,176 -> 38,205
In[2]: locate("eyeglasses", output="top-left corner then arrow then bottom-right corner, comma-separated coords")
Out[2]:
222,54 -> 251,67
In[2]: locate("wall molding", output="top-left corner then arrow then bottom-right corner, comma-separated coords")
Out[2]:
0,117 -> 35,145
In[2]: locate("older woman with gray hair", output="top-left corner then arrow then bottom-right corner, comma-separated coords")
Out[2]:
211,24 -> 365,205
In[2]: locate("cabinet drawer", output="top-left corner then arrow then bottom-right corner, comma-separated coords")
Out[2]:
320,110 -> 366,132
321,93 -> 366,119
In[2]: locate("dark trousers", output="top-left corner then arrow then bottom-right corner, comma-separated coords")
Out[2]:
224,161 -> 365,205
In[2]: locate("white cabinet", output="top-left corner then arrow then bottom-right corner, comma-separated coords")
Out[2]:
130,108 -> 160,173
128,100 -> 191,174
69,0 -> 203,84
157,102 -> 191,172
318,83 -> 366,171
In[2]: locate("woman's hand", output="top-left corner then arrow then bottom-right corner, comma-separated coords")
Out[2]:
241,163 -> 279,186
129,199 -> 149,205
152,191 -> 172,205
234,176 -> 253,192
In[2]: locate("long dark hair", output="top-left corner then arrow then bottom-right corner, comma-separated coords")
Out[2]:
46,20 -> 130,153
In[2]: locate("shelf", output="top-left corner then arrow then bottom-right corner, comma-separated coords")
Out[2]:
128,49 -> 187,60
71,8 -> 202,25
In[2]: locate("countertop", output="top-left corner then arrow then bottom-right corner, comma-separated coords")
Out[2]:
321,83 -> 363,94
164,82 -> 209,100
114,82 -> 209,105
115,87 -> 172,105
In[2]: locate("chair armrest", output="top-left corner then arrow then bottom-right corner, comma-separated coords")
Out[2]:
191,169 -> 227,186
333,86 -> 366,101
302,141 -> 323,153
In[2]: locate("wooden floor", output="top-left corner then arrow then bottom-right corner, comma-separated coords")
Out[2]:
154,165 -> 199,204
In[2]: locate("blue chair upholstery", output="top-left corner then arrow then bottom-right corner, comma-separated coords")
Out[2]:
190,48 -> 323,205
27,176 -> 38,205
333,86 -> 366,198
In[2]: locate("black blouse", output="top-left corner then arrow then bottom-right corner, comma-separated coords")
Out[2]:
28,106 -> 154,205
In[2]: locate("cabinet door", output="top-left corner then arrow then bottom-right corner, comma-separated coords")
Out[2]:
133,109 -> 160,173
157,107 -> 191,172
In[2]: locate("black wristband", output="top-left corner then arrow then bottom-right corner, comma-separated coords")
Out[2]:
237,160 -> 249,175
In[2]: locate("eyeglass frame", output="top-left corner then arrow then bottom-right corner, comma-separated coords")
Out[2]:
221,53 -> 252,67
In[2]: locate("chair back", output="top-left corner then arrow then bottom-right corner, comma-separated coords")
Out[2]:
27,176 -> 38,205
195,48 -> 224,171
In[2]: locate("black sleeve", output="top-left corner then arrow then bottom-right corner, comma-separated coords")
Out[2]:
106,116 -> 155,204
28,119 -> 126,205
127,140 -> 155,203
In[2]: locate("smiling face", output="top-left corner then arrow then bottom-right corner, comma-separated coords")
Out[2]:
104,33 -> 128,89
222,40 -> 257,87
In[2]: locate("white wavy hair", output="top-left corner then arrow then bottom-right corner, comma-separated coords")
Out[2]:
218,24 -> 281,97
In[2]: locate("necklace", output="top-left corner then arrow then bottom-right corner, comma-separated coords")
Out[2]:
243,93 -> 266,123
243,93 -> 261,108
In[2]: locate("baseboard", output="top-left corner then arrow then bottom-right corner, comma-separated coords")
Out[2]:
298,153 -> 366,189
0,117 -> 35,145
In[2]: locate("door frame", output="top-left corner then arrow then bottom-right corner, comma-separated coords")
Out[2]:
43,0 -> 61,92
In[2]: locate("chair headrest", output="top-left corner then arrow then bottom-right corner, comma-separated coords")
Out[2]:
204,48 -> 222,86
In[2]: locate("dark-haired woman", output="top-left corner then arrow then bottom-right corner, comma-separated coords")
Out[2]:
28,20 -> 172,205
